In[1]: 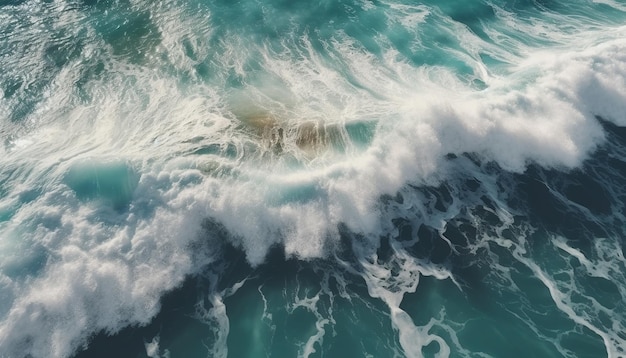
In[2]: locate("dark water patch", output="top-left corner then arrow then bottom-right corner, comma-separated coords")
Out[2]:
598,116 -> 626,154
2,77 -> 23,99
449,259 -> 490,309
421,341 -> 441,357
560,328 -> 607,358
465,177 -> 481,191
439,1 -> 495,39
0,0 -> 28,7
562,169 -> 612,215
73,277 -> 211,358
434,183 -> 454,212
443,218 -> 476,250
409,223 -> 452,264
516,166 -> 568,226
44,37 -> 85,70
391,217 -> 412,243
74,324 -> 151,358
511,167 -> 604,257
586,276 -> 620,309
376,235 -> 396,263
95,10 -> 161,64
400,276 -> 457,326
498,0 -> 563,13
187,143 -> 238,158
181,37 -> 199,62
409,183 -> 454,214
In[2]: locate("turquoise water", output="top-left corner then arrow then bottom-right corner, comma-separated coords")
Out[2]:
1,0 -> 626,357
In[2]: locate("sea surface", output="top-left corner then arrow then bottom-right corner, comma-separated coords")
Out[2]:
1,0 -> 626,357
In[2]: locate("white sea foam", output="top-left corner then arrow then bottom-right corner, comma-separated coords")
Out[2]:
193,273 -> 250,358
355,243 -> 453,358
145,334 -> 170,358
1,0 -> 626,356
511,235 -> 626,357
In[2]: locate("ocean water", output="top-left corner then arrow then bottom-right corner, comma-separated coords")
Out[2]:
1,0 -> 626,357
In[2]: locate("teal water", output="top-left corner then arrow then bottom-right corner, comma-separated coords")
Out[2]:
1,0 -> 626,357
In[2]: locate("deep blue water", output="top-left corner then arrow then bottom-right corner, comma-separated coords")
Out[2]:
1,0 -> 626,357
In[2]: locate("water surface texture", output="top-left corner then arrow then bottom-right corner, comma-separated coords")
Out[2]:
1,0 -> 626,357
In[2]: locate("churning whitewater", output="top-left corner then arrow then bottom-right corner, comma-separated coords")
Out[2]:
1,0 -> 626,357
